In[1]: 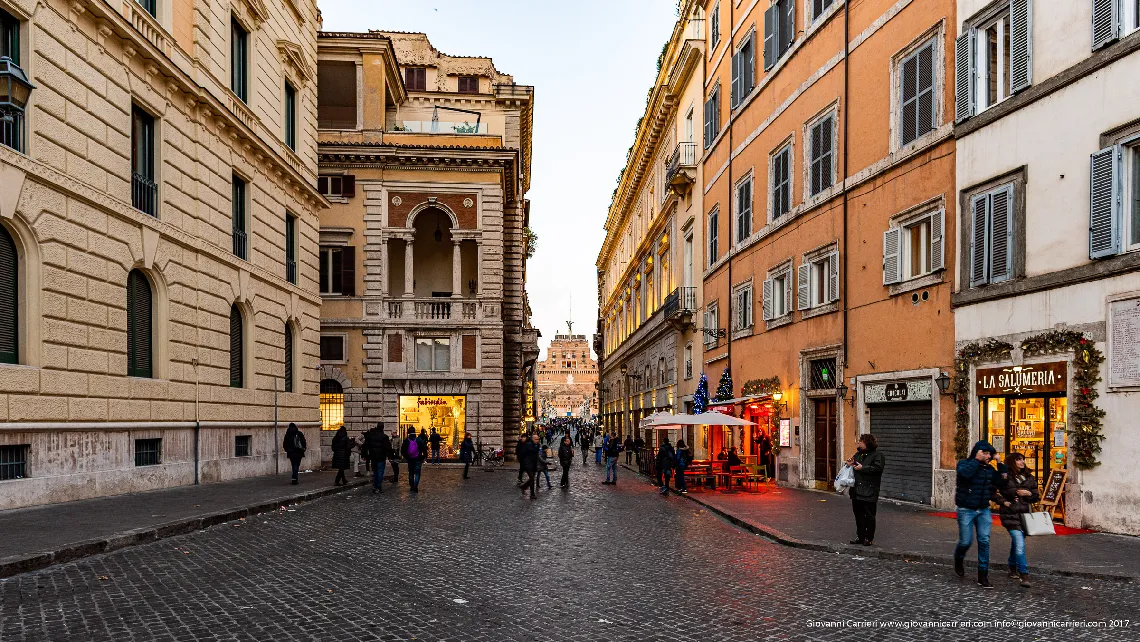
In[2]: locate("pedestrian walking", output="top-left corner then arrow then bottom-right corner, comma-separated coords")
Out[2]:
388,430 -> 401,484
459,434 -> 475,479
414,430 -> 428,489
402,429 -> 424,492
602,431 -> 622,485
429,429 -> 443,464
579,431 -> 590,465
518,433 -> 540,499
656,438 -> 676,494
365,423 -> 392,493
845,434 -> 886,546
537,440 -> 554,490
331,426 -> 351,486
516,434 -> 528,483
674,439 -> 691,494
953,440 -> 1001,588
282,423 -> 307,485
558,436 -> 574,488
350,431 -> 365,478
994,452 -> 1039,587
623,436 -> 634,465
593,432 -> 604,465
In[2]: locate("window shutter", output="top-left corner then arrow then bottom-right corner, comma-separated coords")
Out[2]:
730,49 -> 741,108
820,116 -> 833,189
970,194 -> 990,286
883,228 -> 901,285
230,305 -> 243,388
0,227 -> 17,364
284,325 -> 293,393
127,270 -> 152,378
781,0 -> 795,51
930,209 -> 945,271
827,251 -> 839,302
763,5 -> 778,70
342,175 -> 356,198
1092,0 -> 1120,50
901,49 -> 918,144
955,33 -> 975,123
1089,145 -> 1122,259
762,278 -> 773,320
340,245 -> 356,297
704,99 -> 713,148
990,186 -> 1014,283
743,33 -> 755,94
783,271 -> 794,315
797,263 -> 810,310
917,43 -> 935,138
1008,0 -> 1032,93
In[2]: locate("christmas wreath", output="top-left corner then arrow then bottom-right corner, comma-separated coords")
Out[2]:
953,330 -> 1105,469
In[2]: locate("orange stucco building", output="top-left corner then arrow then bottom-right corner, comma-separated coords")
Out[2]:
697,0 -> 958,505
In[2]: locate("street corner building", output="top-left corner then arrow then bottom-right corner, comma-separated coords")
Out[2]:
0,0 -> 324,509
536,332 -> 598,420
314,30 -> 537,459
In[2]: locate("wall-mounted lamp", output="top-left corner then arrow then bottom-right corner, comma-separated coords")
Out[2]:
771,390 -> 787,412
836,383 -> 849,400
935,371 -> 953,396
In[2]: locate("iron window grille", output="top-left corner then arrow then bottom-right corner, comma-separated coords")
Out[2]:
232,175 -> 247,259
234,435 -> 252,458
0,444 -> 28,480
134,438 -> 161,467
131,106 -> 157,216
809,358 -> 838,390
2,11 -> 26,153
285,213 -> 297,284
320,379 -> 345,430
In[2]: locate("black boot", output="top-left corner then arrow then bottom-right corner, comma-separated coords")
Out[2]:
954,557 -> 965,578
977,570 -> 993,589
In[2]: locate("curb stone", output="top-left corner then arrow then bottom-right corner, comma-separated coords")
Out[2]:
0,478 -> 369,579
619,464 -> 1134,583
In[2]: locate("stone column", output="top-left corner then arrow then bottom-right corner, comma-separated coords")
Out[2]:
452,240 -> 462,298
403,234 -> 415,298
379,236 -> 389,298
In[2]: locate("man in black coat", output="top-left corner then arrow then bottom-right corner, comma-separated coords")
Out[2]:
516,435 -> 528,483
364,423 -> 392,493
518,433 -> 540,499
846,434 -> 886,546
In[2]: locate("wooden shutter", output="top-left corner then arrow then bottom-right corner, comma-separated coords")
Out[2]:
989,186 -> 1014,283
230,304 -> 243,388
969,194 -> 990,286
340,245 -> 356,296
781,0 -> 795,51
763,5 -> 778,70
342,175 -> 356,198
901,51 -> 918,144
783,271 -> 794,316
387,332 -> 403,363
742,33 -> 755,95
284,324 -> 293,393
704,97 -> 713,148
1089,145 -> 1122,259
917,43 -> 935,138
827,251 -> 839,302
762,278 -> 773,320
0,226 -> 16,364
883,227 -> 901,285
127,270 -> 152,378
955,33 -> 974,123
930,209 -> 945,271
462,334 -> 477,369
1092,0 -> 1120,50
1009,0 -> 1032,92
797,263 -> 811,310
730,48 -> 741,108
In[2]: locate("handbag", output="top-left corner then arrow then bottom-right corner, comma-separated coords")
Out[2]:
1020,511 -> 1056,536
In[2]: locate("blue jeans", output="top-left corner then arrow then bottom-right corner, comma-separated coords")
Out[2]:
289,455 -> 302,481
595,448 -> 603,464
539,468 -> 552,487
675,467 -> 687,491
660,468 -> 673,492
604,456 -> 618,482
1008,528 -> 1028,574
432,447 -> 440,464
371,459 -> 386,490
954,507 -> 992,572
409,460 -> 423,489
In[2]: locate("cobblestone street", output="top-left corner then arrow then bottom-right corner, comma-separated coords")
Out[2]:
1,464 -> 1138,641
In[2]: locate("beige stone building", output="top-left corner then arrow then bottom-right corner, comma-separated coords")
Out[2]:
315,30 -> 536,458
0,0 -> 324,508
596,2 -> 706,443
536,332 -> 597,419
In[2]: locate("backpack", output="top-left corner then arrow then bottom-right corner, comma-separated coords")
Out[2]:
292,432 -> 304,452
407,439 -> 420,459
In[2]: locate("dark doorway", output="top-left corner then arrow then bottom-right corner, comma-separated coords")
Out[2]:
814,397 -> 838,483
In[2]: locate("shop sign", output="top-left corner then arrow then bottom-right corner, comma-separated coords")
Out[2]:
864,380 -> 932,403
975,361 -> 1067,396
778,419 -> 791,448
1109,296 -> 1140,387
524,381 -> 535,421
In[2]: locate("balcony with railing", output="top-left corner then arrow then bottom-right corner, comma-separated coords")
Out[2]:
371,298 -> 490,323
391,121 -> 490,135
0,111 -> 24,153
286,259 -> 297,285
663,286 -> 697,331
232,229 -> 247,260
132,172 -> 158,216
666,142 -> 697,190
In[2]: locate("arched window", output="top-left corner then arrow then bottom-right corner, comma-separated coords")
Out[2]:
126,269 -> 153,377
229,304 -> 243,388
0,225 -> 16,364
320,379 -> 344,430
284,323 -> 294,393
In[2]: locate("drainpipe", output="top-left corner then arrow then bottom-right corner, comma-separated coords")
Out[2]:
841,2 -> 851,394
192,358 -> 200,485
725,0 -> 735,378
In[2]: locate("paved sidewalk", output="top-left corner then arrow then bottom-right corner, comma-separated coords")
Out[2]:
0,470 -> 368,578
622,464 -> 1140,581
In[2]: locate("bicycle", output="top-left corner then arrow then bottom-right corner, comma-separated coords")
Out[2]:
476,445 -> 504,469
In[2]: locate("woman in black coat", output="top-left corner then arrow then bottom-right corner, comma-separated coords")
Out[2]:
282,423 -> 307,485
993,453 -> 1039,587
558,436 -> 574,488
331,426 -> 351,486
845,434 -> 886,546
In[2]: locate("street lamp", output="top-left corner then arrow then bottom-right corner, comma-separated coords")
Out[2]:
771,390 -> 787,412
836,383 -> 848,400
0,57 -> 33,115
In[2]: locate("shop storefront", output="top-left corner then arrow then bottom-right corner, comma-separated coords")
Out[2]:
865,379 -> 934,504
398,395 -> 467,458
975,361 -> 1069,506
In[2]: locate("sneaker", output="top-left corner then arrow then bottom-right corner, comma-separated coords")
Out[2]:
680,490 -> 688,494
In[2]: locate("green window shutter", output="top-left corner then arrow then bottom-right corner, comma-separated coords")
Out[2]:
0,226 -> 17,364
284,324 -> 293,393
127,270 -> 152,378
230,304 -> 243,388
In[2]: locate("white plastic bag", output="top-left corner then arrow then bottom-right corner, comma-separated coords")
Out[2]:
834,464 -> 855,493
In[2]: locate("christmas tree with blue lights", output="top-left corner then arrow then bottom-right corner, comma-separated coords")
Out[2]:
693,373 -> 709,414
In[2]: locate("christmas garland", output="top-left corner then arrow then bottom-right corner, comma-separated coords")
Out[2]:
741,376 -> 782,397
953,330 -> 1106,469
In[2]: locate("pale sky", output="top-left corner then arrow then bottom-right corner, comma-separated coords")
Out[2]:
319,0 -> 679,359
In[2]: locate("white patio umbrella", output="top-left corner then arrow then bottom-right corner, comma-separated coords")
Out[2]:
640,412 -> 676,427
658,411 -> 758,426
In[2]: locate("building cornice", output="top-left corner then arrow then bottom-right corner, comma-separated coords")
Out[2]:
317,144 -> 521,201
